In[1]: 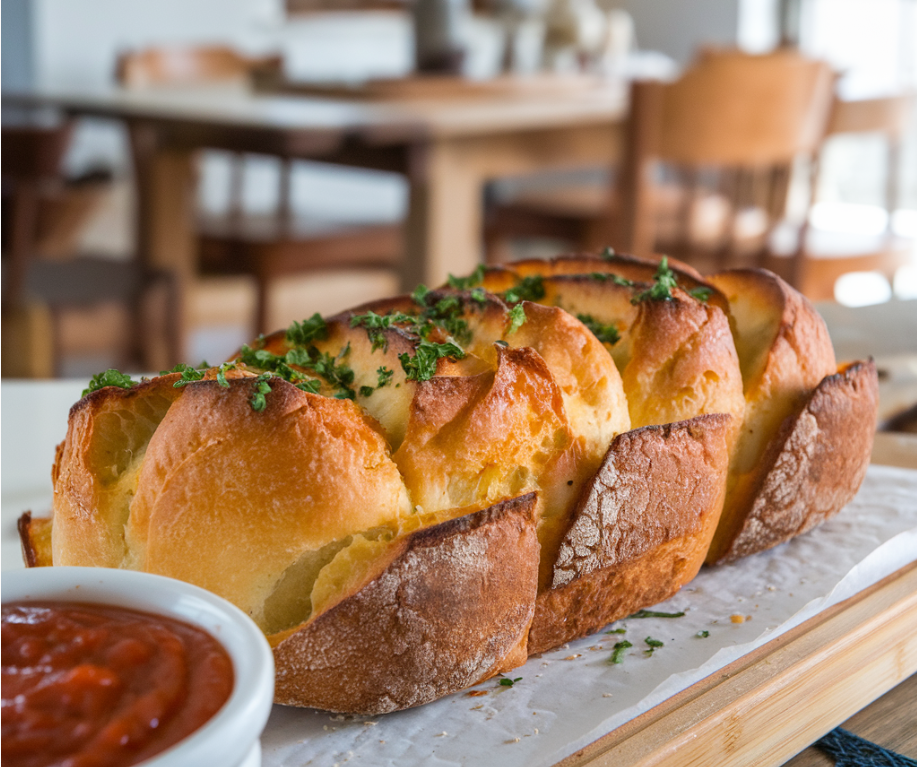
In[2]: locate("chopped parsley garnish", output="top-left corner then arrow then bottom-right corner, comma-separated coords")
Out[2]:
498,677 -> 522,687
423,295 -> 471,343
631,257 -> 678,304
689,287 -> 712,303
606,627 -> 626,635
286,313 -> 328,346
502,275 -> 545,304
399,341 -> 465,382
359,385 -> 375,397
470,287 -> 487,304
377,366 -> 394,388
83,369 -> 137,396
307,345 -> 355,398
696,630 -> 710,638
350,311 -> 416,352
214,362 -> 235,388
629,609 -> 685,619
350,311 -> 415,330
238,345 -> 321,392
506,304 -> 527,335
411,283 -> 431,306
169,364 -> 206,387
237,339 -> 351,399
644,637 -> 664,656
161,361 -> 207,376
609,640 -> 632,664
577,314 -> 620,346
447,264 -> 485,290
249,373 -> 273,412
589,272 -> 634,288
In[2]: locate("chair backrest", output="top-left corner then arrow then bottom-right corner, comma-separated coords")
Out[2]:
656,52 -> 835,164
614,50 -> 836,267
825,92 -> 914,139
115,46 -> 281,87
1,124 -> 72,184
2,124 -> 75,309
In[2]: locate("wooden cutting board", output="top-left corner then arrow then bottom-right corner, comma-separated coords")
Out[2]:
561,558 -> 917,766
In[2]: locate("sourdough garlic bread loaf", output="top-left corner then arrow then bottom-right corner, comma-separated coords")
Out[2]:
20,253 -> 876,714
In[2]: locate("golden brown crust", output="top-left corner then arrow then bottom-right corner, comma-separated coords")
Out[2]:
51,377 -> 183,568
709,359 -> 878,564
477,259 -> 744,445
622,290 -> 745,437
126,377 -> 411,630
18,512 -> 54,568
272,494 -> 539,714
529,414 -> 731,654
393,345 -> 571,514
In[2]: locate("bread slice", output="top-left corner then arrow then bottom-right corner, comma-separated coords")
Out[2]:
529,413 -> 731,654
51,377 -> 183,569
707,359 -> 878,563
272,494 -> 540,714
704,269 -> 872,563
18,512 -> 53,568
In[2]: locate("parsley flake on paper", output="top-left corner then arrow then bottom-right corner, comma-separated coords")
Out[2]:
609,640 -> 633,665
629,609 -> 685,619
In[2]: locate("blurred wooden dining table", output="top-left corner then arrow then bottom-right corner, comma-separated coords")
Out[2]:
5,74 -> 627,357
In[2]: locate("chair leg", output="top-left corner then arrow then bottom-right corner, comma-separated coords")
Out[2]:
5,180 -> 40,311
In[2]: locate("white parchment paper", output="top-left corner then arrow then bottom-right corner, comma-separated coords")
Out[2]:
260,464 -> 917,767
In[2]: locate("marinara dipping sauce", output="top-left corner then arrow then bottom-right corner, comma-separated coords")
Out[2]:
1,601 -> 235,767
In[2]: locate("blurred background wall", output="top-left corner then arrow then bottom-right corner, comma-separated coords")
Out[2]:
3,0 -> 915,370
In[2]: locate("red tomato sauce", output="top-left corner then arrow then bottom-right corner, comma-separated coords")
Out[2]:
1,601 -> 234,767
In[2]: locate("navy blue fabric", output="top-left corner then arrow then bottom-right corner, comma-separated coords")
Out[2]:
814,727 -> 916,767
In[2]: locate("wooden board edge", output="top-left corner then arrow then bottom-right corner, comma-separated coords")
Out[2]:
558,559 -> 917,767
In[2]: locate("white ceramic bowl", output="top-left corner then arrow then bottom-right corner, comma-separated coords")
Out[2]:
2,566 -> 274,767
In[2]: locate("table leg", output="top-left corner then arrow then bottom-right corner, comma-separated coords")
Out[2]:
405,139 -> 485,291
129,124 -> 197,366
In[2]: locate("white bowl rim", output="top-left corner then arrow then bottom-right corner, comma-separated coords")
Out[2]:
2,566 -> 275,767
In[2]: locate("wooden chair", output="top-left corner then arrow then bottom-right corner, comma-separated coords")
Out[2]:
1,123 -> 179,377
485,50 -> 836,281
117,45 -> 404,335
779,92 -> 917,301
